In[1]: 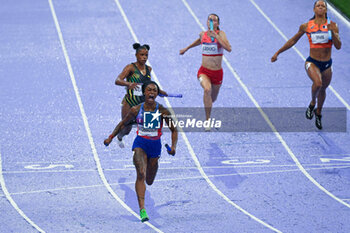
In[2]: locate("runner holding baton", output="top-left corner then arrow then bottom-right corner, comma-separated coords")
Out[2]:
113,43 -> 169,148
179,13 -> 232,131
104,81 -> 177,222
271,0 -> 342,130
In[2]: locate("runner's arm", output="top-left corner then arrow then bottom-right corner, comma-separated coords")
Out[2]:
104,106 -> 139,146
161,107 -> 178,155
179,33 -> 202,55
115,64 -> 138,89
271,23 -> 306,62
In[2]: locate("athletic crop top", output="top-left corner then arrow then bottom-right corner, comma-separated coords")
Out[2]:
124,63 -> 151,107
136,103 -> 162,140
201,30 -> 223,56
306,19 -> 332,49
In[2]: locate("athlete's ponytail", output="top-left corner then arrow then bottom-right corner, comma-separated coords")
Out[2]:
143,44 -> 150,50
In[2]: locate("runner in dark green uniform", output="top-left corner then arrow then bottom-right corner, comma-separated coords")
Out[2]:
114,43 -> 167,147
124,62 -> 151,107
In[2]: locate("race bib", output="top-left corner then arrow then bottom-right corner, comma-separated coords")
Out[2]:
311,31 -> 329,44
202,43 -> 223,55
202,43 -> 218,54
138,129 -> 159,137
133,84 -> 143,96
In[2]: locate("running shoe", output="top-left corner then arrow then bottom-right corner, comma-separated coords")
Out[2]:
117,137 -> 125,148
314,109 -> 322,130
305,104 -> 315,119
140,209 -> 149,222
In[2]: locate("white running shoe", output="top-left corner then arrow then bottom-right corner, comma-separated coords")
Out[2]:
204,126 -> 211,132
117,138 -> 125,148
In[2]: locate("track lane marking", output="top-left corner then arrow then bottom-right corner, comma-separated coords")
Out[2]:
0,148 -> 45,232
2,162 -> 349,174
114,1 -> 280,231
247,0 -> 350,208
48,0 -> 162,231
2,164 -> 349,198
249,0 -> 350,111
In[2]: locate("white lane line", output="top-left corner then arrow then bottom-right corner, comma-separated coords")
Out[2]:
13,157 -> 178,164
327,2 -> 350,29
10,153 -> 350,164
208,165 -> 350,178
0,148 -> 45,232
181,2 -> 279,232
310,153 -> 350,157
48,1 -> 162,231
2,164 -> 349,198
114,0 -> 281,230
211,156 -> 276,159
3,162 -> 349,174
249,0 -> 350,111
183,0 -> 350,211
113,0 -> 281,231
120,0 -> 279,230
248,0 -> 350,208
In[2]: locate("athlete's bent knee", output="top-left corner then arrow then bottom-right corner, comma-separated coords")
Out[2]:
314,81 -> 322,89
203,87 -> 212,95
137,171 -> 146,181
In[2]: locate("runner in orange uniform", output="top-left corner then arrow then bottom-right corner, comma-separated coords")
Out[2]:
271,0 -> 341,129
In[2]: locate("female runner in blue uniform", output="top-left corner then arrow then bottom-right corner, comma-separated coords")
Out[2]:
114,43 -> 167,147
104,81 -> 177,222
271,0 -> 341,129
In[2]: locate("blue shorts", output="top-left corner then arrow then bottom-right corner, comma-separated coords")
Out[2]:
306,56 -> 332,73
132,135 -> 161,158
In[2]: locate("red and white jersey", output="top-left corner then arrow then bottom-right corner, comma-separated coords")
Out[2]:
201,30 -> 223,56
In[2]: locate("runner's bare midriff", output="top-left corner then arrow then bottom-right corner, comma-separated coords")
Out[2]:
310,47 -> 332,61
202,55 -> 223,70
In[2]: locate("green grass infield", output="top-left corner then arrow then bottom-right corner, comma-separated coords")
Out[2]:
328,0 -> 350,20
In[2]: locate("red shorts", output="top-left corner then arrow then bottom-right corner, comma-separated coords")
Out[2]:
197,66 -> 223,85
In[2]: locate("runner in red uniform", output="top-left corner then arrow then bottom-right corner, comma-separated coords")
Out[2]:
180,13 -> 231,130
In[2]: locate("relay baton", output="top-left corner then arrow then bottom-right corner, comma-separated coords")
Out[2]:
327,18 -> 332,40
165,144 -> 174,156
209,18 -> 214,42
159,93 -> 183,98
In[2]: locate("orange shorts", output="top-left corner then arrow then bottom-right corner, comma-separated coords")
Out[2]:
197,66 -> 223,85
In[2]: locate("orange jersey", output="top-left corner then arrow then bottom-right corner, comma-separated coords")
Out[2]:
306,19 -> 332,49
